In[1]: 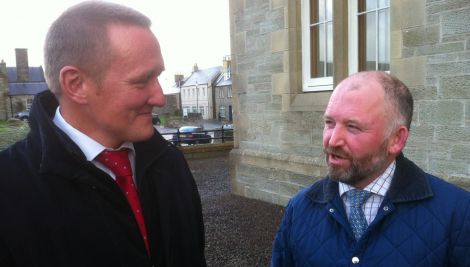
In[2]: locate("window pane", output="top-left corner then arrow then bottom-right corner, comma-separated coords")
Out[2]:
310,25 -> 318,77
358,12 -> 376,71
220,106 -> 226,118
359,0 -> 377,12
326,21 -> 333,76
303,0 -> 334,87
378,9 -> 390,71
318,0 -> 325,22
310,0 -> 318,24
378,0 -> 389,9
311,24 -> 325,78
326,0 -> 333,21
366,13 -> 376,70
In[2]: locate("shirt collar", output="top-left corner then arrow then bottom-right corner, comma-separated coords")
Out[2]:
52,107 -> 134,161
339,160 -> 396,197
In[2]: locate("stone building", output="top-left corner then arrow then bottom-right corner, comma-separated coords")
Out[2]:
229,0 -> 470,205
152,74 -> 183,116
215,56 -> 233,122
180,64 -> 221,120
0,49 -> 48,120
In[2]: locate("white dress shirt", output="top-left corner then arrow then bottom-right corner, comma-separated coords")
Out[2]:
52,107 -> 136,181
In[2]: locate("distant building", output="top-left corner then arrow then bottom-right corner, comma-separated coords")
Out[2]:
152,74 -> 184,116
0,49 -> 48,120
180,64 -> 221,120
215,56 -> 232,122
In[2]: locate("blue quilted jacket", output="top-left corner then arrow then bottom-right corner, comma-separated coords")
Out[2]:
271,154 -> 470,267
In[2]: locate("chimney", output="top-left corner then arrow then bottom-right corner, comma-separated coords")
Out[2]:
223,55 -> 231,79
0,60 -> 6,76
193,63 -> 199,73
15,48 -> 29,82
174,73 -> 184,87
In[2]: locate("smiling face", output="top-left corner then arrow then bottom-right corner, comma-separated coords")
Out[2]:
78,23 -> 165,148
322,74 -> 395,188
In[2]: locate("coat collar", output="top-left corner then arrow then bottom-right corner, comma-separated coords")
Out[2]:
306,153 -> 433,204
28,91 -> 169,179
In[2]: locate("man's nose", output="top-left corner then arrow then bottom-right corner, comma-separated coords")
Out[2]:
148,79 -> 165,107
327,126 -> 345,147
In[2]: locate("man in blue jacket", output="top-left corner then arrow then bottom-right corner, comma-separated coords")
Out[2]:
271,71 -> 470,266
0,2 -> 206,266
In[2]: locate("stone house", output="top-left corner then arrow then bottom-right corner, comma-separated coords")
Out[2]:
229,0 -> 470,205
0,49 -> 48,120
180,64 -> 221,120
215,56 -> 233,122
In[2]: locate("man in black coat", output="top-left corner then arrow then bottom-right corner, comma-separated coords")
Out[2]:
0,1 -> 206,266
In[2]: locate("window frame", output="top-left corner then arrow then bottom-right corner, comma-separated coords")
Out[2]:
301,0 -> 334,92
348,0 -> 390,74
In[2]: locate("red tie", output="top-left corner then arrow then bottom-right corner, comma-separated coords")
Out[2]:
96,149 -> 150,255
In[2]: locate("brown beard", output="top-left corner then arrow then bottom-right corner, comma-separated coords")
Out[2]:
324,138 -> 389,186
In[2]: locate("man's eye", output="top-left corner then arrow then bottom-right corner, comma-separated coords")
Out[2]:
324,120 -> 334,128
133,79 -> 149,87
133,82 -> 145,88
347,124 -> 360,132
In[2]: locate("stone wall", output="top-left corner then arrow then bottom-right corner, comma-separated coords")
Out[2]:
229,0 -> 324,205
0,73 -> 8,120
229,0 -> 470,206
393,0 -> 470,190
152,94 -> 180,116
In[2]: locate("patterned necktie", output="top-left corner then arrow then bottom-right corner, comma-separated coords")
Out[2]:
347,189 -> 372,240
96,149 -> 150,254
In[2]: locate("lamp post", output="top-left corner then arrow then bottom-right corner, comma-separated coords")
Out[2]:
196,81 -> 199,118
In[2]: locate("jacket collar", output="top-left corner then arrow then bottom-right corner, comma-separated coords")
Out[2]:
28,91 -> 169,179
306,153 -> 433,204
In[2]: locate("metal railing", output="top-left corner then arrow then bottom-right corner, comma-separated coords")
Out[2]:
159,128 -> 234,146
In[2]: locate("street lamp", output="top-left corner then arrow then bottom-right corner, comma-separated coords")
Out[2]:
196,81 -> 199,118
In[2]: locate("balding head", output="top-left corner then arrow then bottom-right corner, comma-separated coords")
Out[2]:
335,71 -> 413,134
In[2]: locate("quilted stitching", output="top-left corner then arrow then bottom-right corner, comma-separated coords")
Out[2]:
272,160 -> 470,267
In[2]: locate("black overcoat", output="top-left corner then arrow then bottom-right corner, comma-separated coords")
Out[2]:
0,91 -> 206,267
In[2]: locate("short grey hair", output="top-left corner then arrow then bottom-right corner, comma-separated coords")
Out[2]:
344,71 -> 414,135
375,72 -> 414,131
44,1 -> 151,97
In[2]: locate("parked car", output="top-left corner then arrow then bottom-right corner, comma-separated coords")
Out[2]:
13,110 -> 30,121
221,124 -> 234,141
171,126 -> 212,145
152,113 -> 161,125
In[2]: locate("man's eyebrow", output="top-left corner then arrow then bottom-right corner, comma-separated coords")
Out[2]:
129,69 -> 160,82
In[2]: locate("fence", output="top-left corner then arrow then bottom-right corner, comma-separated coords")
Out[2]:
159,128 -> 233,146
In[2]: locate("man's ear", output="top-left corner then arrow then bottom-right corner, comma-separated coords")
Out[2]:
388,126 -> 409,155
59,66 -> 88,104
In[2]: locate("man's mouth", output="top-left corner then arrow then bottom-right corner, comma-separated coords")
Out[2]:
325,149 -> 350,164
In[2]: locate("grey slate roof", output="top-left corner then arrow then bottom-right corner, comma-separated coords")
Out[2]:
7,66 -> 45,82
9,82 -> 48,96
215,73 -> 232,87
6,66 -> 48,96
183,66 -> 221,87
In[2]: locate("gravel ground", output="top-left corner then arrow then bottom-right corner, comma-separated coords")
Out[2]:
187,155 -> 285,267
